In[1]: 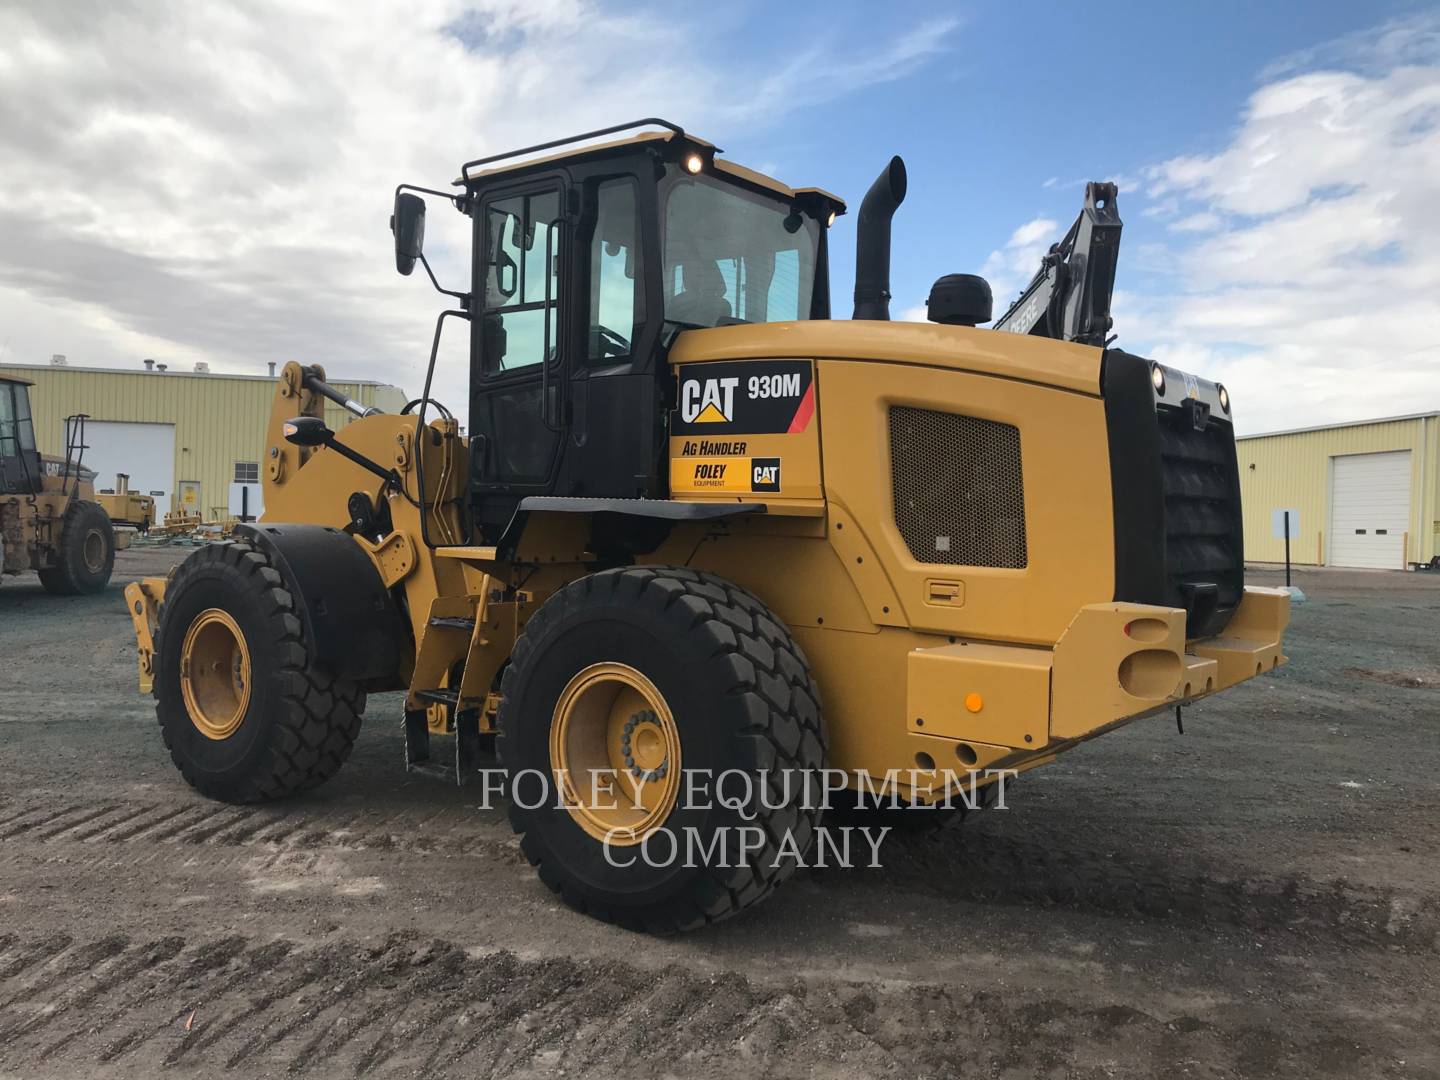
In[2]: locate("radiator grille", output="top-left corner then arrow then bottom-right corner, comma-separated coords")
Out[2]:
889,406 -> 1027,568
1158,407 -> 1244,627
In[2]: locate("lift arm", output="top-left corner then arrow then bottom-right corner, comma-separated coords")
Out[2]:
992,182 -> 1121,347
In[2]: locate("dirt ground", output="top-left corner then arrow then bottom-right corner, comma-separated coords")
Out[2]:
0,545 -> 1437,1079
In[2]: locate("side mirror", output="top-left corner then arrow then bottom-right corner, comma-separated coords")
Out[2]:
391,192 -> 426,276
282,416 -> 333,447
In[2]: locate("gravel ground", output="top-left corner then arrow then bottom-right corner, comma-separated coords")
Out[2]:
0,545 -> 1437,1079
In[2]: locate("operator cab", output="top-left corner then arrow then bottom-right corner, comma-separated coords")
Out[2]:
392,119 -> 844,542
0,375 -> 42,496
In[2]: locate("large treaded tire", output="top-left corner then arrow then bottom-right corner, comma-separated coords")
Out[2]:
153,539 -> 365,803
38,500 -> 114,595
498,566 -> 827,933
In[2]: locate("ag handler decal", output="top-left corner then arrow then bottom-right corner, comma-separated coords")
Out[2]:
672,360 -> 815,436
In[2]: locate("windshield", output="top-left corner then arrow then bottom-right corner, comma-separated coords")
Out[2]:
661,173 -> 819,328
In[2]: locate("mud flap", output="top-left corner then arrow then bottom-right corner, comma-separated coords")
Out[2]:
404,706 -> 482,786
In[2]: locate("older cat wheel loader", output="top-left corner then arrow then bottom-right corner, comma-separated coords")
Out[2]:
1,378 -> 116,594
126,119 -> 1288,931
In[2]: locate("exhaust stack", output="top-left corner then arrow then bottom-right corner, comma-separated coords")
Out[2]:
852,156 -> 907,321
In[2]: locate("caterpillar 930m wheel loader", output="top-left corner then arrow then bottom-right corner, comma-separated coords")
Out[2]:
2,378 -> 116,595
126,119 -> 1288,932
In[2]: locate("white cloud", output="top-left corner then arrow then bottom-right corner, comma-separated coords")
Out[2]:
1126,14 -> 1440,433
981,216 -> 1058,315
0,2 -> 957,414
892,216 -> 1064,325
1168,211 -> 1221,233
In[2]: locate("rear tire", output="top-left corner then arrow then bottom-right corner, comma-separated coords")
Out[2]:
38,500 -> 114,595
153,539 -> 365,803
498,566 -> 826,933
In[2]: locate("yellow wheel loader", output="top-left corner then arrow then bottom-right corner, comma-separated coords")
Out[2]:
97,474 -> 156,533
1,378 -> 116,594
126,119 -> 1288,931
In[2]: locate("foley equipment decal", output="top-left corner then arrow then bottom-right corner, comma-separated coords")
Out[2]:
673,456 -> 783,493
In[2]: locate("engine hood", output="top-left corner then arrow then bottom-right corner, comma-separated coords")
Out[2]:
668,320 -> 1102,396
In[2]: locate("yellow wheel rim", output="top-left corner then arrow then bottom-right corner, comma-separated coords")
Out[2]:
549,662 -> 681,846
82,529 -> 106,572
180,608 -> 252,741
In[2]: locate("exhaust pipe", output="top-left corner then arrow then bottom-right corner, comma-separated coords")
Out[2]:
852,156 -> 907,321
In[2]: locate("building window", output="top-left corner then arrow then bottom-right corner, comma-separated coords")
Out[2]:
234,461 -> 259,483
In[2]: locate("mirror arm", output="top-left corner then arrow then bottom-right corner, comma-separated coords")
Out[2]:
418,251 -> 471,308
394,182 -> 473,303
396,183 -> 467,210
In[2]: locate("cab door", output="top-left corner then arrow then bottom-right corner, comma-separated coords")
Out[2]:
468,177 -> 567,537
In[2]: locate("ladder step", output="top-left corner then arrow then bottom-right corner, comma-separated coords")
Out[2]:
415,688 -> 460,707
428,616 -> 476,631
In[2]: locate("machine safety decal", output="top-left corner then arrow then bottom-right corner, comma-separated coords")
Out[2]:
672,360 -> 815,436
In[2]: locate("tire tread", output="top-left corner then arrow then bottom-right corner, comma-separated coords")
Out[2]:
498,565 -> 826,933
154,539 -> 364,803
38,500 -> 114,595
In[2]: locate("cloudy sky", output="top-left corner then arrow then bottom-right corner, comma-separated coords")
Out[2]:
1,1 -> 1437,434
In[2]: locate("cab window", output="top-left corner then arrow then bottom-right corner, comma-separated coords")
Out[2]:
661,173 -> 818,328
13,383 -> 34,451
0,385 -> 15,450
586,179 -> 642,363
480,189 -> 561,372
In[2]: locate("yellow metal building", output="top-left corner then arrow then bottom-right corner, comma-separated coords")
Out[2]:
1238,411 -> 1439,570
0,360 -> 405,519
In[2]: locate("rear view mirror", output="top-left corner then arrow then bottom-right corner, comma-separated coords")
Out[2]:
391,193 -> 426,276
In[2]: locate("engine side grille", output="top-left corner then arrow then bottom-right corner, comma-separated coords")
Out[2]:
889,406 -> 1028,568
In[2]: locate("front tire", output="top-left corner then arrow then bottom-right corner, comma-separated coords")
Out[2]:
39,500 -> 114,595
498,567 -> 826,933
153,540 -> 364,803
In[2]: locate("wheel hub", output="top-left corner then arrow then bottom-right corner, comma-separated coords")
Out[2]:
180,608 -> 252,741
550,663 -> 681,846
83,528 -> 105,572
622,709 -> 671,781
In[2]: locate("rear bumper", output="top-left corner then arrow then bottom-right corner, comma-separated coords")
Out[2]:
906,586 -> 1290,757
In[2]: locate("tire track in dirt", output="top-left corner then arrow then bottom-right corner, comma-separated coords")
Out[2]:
0,795 -> 514,858
0,930 -> 1411,1078
844,830 -> 1440,952
88,935 -> 251,1064
4,794 -> 1436,952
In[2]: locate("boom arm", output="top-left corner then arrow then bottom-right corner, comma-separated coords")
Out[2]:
992,182 -> 1121,347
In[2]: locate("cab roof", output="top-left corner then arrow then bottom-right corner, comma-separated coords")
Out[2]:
455,120 -> 845,213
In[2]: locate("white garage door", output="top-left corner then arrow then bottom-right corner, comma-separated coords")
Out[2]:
1330,451 -> 1411,569
83,421 -> 176,514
